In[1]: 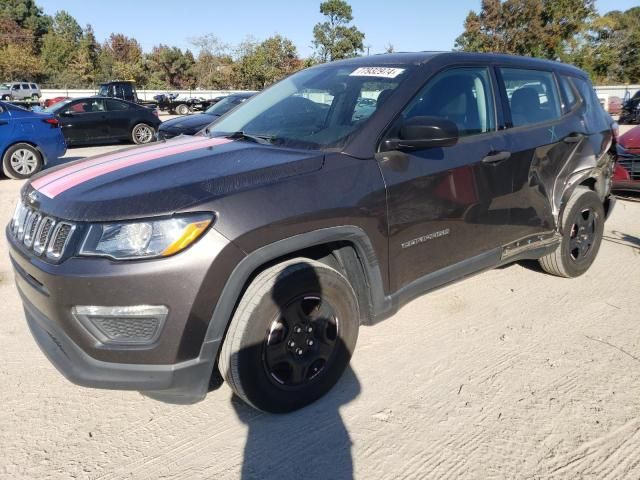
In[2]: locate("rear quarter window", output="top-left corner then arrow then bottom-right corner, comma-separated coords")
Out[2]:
569,76 -> 610,133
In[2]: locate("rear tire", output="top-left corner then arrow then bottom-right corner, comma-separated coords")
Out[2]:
2,143 -> 43,179
219,258 -> 359,413
131,123 -> 155,144
176,104 -> 190,115
539,186 -> 604,277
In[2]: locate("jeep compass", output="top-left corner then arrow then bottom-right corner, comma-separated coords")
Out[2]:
7,53 -> 616,413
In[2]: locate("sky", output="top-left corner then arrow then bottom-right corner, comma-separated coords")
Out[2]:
36,0 -> 640,57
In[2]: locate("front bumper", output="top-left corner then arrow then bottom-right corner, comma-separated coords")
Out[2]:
8,225 -> 245,403
22,293 -> 217,403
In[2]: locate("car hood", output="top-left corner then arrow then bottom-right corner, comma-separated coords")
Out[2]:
25,136 -> 324,221
159,114 -> 215,132
619,126 -> 640,150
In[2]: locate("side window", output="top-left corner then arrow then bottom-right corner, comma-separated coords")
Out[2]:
570,76 -> 609,133
500,68 -> 561,127
21,84 -> 30,90
106,100 -> 130,111
30,84 -> 37,90
402,67 -> 495,137
558,75 -> 579,112
11,84 -> 20,90
67,99 -> 106,114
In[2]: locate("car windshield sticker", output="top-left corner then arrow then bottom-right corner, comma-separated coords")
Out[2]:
349,67 -> 405,78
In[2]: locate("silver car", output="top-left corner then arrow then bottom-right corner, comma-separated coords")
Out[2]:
0,82 -> 41,101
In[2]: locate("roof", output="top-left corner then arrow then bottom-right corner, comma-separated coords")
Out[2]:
324,51 -> 587,77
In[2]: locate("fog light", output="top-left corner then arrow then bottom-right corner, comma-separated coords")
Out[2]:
72,305 -> 168,346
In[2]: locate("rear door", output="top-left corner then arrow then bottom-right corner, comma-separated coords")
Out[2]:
494,67 -> 580,239
105,99 -> 132,139
378,65 -> 518,292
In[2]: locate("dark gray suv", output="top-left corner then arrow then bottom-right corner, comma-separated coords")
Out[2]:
7,53 -> 616,413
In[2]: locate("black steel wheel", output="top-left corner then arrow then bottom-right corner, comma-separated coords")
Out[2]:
539,187 -> 605,277
263,294 -> 340,388
219,258 -> 359,413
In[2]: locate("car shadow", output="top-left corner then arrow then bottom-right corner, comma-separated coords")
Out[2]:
603,230 -> 640,250
229,259 -> 361,479
231,367 -> 360,480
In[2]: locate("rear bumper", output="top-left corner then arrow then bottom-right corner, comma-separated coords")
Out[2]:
22,293 -> 218,403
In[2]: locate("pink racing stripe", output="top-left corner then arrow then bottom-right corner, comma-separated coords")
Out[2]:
31,135 -> 202,190
37,137 -> 233,199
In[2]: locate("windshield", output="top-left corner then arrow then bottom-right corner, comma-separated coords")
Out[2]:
43,99 -> 73,113
205,95 -> 251,116
209,64 -> 413,150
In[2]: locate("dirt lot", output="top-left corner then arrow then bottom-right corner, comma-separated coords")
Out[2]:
0,138 -> 639,479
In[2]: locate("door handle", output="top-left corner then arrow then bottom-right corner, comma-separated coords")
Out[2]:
563,133 -> 583,144
482,151 -> 511,164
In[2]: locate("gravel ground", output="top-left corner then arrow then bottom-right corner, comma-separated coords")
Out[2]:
0,131 -> 639,479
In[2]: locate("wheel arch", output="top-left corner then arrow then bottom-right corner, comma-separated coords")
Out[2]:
2,140 -> 45,163
202,226 -> 386,360
558,169 -> 609,227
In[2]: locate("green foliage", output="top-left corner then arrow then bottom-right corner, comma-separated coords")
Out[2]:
233,34 -> 302,89
313,0 -> 365,62
456,0 -> 596,59
146,45 -> 196,89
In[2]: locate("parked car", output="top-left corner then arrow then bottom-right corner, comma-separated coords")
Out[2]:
43,96 -> 70,108
7,52 -> 616,413
0,101 -> 66,179
157,92 -> 256,140
619,90 -> 640,124
613,124 -> 640,191
0,82 -> 41,101
43,97 -> 161,146
597,93 -> 623,116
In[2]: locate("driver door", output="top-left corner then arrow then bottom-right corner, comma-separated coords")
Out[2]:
377,66 -> 518,292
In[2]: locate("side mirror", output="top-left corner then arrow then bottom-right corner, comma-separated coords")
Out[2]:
382,116 -> 459,151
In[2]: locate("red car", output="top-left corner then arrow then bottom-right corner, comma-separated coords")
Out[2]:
42,96 -> 70,108
614,125 -> 640,191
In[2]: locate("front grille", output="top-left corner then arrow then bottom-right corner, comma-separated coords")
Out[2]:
91,316 -> 160,343
10,202 -> 76,262
618,155 -> 640,181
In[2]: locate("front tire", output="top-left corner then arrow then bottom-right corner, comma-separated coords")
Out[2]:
2,143 -> 43,179
539,187 -> 605,277
219,258 -> 360,413
131,123 -> 155,144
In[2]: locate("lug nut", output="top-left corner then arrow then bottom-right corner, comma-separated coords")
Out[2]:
307,326 -> 313,333
306,339 -> 314,346
294,326 -> 302,333
288,340 -> 296,348
296,348 -> 304,356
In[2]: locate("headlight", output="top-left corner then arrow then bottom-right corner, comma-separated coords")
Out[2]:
80,213 -> 213,260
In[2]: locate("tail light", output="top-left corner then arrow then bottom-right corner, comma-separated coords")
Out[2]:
43,117 -> 59,128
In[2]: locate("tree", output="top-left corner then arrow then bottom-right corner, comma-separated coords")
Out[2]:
0,0 -> 51,45
312,0 -> 365,62
98,34 -> 146,84
69,25 -> 100,86
190,34 -> 234,88
233,34 -> 302,89
456,0 -> 596,60
146,45 -> 196,88
40,10 -> 83,86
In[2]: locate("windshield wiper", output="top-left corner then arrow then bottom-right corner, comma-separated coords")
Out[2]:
224,131 -> 275,145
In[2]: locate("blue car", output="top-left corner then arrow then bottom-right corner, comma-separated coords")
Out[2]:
0,101 -> 66,179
